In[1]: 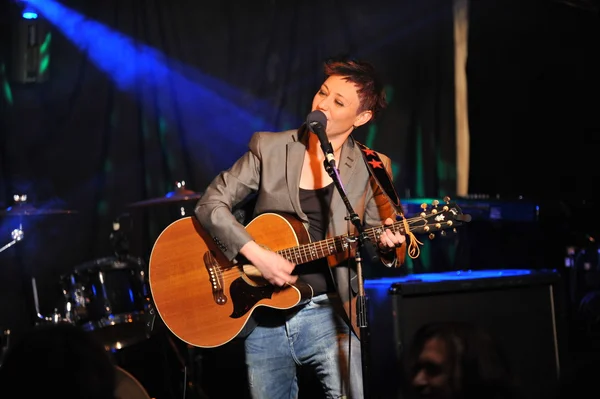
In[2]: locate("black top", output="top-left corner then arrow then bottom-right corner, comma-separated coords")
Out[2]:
297,183 -> 336,296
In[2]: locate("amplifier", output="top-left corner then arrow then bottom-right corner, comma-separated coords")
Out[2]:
364,269 -> 568,399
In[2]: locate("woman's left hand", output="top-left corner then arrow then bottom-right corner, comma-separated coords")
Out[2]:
378,217 -> 405,252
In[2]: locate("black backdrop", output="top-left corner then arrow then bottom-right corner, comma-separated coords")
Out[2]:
0,0 -> 599,336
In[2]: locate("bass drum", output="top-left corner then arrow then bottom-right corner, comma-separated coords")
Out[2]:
115,366 -> 151,399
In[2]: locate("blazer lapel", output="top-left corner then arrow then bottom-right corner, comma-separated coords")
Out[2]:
328,138 -> 360,232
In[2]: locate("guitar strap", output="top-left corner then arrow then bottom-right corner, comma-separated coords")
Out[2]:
355,140 -> 404,216
356,140 -> 422,259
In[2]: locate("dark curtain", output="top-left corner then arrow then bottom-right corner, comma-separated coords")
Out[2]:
468,0 -> 600,201
0,0 -> 455,333
466,0 -> 600,277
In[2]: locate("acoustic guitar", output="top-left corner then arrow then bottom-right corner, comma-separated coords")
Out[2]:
148,200 -> 470,348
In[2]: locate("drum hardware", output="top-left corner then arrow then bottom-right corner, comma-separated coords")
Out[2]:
110,213 -> 132,258
165,334 -> 211,399
31,276 -> 73,325
1,329 -> 10,367
0,224 -> 24,254
0,194 -> 77,253
127,180 -> 202,208
111,330 -> 210,399
0,194 -> 27,254
0,194 -> 78,216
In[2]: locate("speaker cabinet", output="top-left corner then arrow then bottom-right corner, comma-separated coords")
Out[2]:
364,269 -> 568,399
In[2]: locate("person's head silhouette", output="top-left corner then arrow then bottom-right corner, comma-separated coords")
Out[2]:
403,321 -> 520,399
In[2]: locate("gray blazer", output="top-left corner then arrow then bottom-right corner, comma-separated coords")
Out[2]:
195,125 -> 404,337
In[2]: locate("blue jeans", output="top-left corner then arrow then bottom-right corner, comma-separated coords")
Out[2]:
244,293 -> 363,399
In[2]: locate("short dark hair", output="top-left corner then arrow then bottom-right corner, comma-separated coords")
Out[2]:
323,55 -> 387,121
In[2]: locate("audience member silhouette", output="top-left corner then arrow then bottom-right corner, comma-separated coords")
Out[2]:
0,322 -> 117,399
400,321 -> 521,399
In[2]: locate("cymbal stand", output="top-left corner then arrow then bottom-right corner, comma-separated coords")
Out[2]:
163,333 -> 209,399
31,276 -> 66,324
1,329 -> 10,367
0,194 -> 28,254
0,224 -> 24,254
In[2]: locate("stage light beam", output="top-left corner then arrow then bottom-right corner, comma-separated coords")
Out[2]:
20,0 -> 297,171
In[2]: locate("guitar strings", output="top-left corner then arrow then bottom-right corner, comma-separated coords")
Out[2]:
274,209 -> 459,263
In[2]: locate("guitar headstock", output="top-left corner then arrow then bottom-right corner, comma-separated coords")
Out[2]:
409,196 -> 471,238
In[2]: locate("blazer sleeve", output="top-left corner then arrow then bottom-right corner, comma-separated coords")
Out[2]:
194,132 -> 263,260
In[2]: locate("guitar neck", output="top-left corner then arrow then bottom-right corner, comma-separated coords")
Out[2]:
275,202 -> 467,264
276,221 -> 406,264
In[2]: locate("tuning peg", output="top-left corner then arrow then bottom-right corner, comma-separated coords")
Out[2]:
452,228 -> 457,234
420,203 -> 428,217
428,233 -> 435,240
443,196 -> 451,203
430,200 -> 439,214
440,230 -> 446,237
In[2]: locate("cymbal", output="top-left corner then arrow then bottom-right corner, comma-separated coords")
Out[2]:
128,189 -> 202,208
0,204 -> 78,216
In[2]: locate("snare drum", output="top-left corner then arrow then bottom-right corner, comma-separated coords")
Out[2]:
61,256 -> 151,351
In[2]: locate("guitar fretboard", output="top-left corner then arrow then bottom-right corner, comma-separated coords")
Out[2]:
276,221 -> 408,264
274,204 -> 465,264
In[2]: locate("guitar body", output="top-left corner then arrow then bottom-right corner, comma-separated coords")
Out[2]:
149,199 -> 471,348
149,213 -> 314,348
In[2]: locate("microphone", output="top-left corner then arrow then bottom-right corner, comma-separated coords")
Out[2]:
306,110 -> 335,168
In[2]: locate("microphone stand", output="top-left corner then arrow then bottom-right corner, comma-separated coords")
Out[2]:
322,159 -> 374,399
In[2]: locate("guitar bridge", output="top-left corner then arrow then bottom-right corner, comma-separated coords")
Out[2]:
203,251 -> 227,305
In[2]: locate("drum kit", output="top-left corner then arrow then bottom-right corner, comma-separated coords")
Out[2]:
0,182 -> 207,399
51,255 -> 153,351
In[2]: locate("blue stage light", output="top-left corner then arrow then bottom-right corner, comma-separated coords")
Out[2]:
22,11 -> 38,19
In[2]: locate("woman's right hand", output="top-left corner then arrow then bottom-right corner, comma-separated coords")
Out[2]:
239,241 -> 298,287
